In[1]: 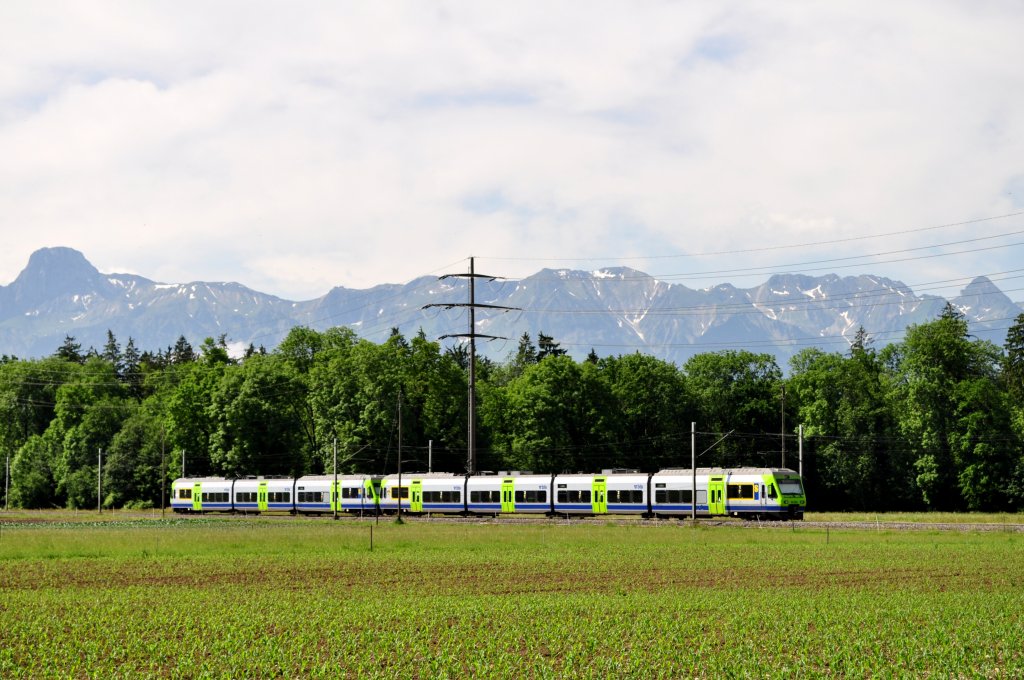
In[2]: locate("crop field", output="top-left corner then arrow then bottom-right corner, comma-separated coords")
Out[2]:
1,515 -> 1023,678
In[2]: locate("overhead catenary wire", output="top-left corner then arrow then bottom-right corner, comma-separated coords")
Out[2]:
479,209 -> 1024,263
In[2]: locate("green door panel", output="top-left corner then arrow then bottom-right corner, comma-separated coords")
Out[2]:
192,483 -> 202,511
410,480 -> 423,513
592,477 -> 607,514
501,478 -> 515,513
258,481 -> 268,512
708,476 -> 725,515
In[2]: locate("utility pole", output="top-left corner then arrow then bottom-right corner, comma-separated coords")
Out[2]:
182,449 -> 186,479
799,424 -> 803,478
333,438 -> 338,521
780,384 -> 786,469
424,257 -> 518,474
428,440 -> 433,474
97,448 -> 103,514
5,453 -> 10,512
397,390 -> 403,522
691,422 -> 696,522
161,431 -> 166,519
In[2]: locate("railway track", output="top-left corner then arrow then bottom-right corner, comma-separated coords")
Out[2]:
172,511 -> 1024,533
3,511 -> 1022,532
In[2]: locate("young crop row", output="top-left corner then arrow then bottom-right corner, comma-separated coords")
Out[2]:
1,520 -> 1022,677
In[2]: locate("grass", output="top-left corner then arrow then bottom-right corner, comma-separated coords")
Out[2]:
806,510 -> 1024,524
1,516 -> 1022,677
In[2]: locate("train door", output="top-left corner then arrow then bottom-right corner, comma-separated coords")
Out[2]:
501,478 -> 515,513
257,481 -> 269,512
331,480 -> 341,514
364,478 -> 381,514
192,483 -> 202,512
708,476 -> 725,515
410,480 -> 423,513
592,477 -> 607,514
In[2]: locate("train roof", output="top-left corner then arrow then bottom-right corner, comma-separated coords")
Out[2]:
297,474 -> 377,482
654,467 -> 800,476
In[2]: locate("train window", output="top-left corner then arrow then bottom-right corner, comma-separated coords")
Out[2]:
559,490 -> 589,503
767,485 -> 778,499
609,489 -> 637,503
392,486 -> 409,500
556,490 -> 567,503
778,479 -> 803,495
727,484 -> 754,500
179,489 -> 191,499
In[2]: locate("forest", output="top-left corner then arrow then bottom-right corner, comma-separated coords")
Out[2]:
2,303 -> 1023,512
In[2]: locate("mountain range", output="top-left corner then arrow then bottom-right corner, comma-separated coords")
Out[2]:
1,247 -> 1021,367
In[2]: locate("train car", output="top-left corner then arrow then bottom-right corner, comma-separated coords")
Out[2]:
465,473 -> 501,514
412,472 -> 466,514
601,470 -> 650,515
232,476 -> 295,514
552,473 -> 604,515
171,477 -> 233,513
294,475 -> 380,515
650,469 -> 705,517
378,474 -> 404,514
465,472 -> 552,515
651,468 -> 805,519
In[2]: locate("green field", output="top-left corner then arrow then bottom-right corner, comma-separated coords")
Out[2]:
1,516 -> 1022,677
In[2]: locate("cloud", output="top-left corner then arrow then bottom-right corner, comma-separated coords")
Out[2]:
0,1 -> 1022,301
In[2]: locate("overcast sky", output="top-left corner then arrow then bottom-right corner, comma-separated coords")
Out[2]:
1,1 -> 1022,301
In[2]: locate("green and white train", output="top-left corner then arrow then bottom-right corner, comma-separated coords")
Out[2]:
171,467 -> 806,520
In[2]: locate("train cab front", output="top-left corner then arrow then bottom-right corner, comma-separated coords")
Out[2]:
769,471 -> 806,520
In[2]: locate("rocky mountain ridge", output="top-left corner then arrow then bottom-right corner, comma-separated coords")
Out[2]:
0,247 -> 1019,366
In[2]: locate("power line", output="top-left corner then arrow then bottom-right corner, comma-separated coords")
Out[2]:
479,209 -> 1024,263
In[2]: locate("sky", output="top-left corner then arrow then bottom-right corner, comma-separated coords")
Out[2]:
1,1 -> 1023,302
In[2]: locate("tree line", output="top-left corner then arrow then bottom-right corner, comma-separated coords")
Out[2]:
1,304 -> 1023,512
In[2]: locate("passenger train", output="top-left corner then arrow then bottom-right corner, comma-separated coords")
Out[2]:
171,467 -> 806,520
